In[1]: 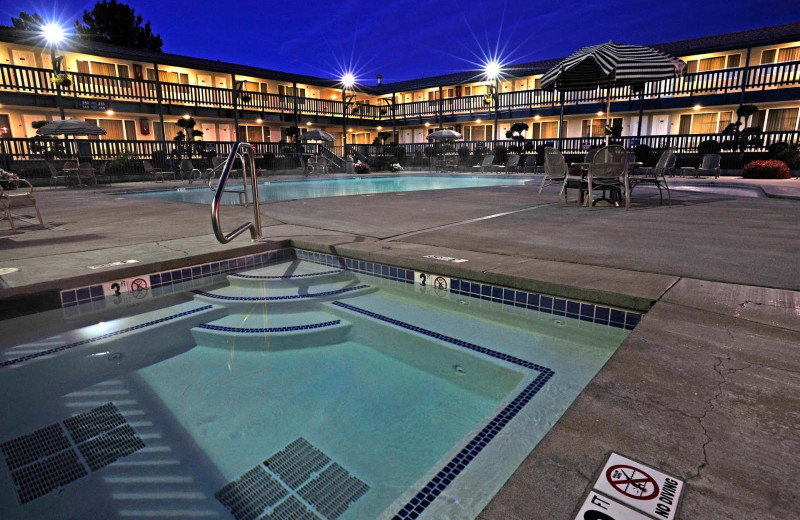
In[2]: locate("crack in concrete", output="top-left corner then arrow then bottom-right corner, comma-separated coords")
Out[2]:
691,355 -> 753,481
545,460 -> 593,483
155,241 -> 191,257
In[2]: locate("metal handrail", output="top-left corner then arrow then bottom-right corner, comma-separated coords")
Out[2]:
211,141 -> 262,243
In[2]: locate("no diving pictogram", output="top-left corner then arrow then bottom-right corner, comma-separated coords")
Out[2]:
131,278 -> 148,298
605,464 -> 659,501
433,276 -> 447,290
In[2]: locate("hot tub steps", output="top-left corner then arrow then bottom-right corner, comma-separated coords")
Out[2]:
191,308 -> 351,350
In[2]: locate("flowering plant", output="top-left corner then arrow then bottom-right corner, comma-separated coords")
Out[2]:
0,170 -> 19,181
353,161 -> 370,174
388,162 -> 403,172
742,159 -> 791,179
50,73 -> 73,87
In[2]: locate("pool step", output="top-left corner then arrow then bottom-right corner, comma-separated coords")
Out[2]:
191,278 -> 375,307
191,308 -> 351,350
227,264 -> 354,289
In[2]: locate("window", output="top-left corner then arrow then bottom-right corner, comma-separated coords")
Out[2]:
761,49 -> 777,64
240,125 -> 264,142
154,121 -> 181,141
765,108 -> 799,131
0,114 -> 12,137
762,46 -> 800,64
581,118 -> 622,137
146,69 -> 189,84
465,124 -> 493,141
84,118 -> 131,140
685,54 -> 741,73
678,112 -> 732,134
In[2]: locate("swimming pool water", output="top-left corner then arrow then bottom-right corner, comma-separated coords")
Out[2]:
0,257 -> 629,520
120,175 -> 533,204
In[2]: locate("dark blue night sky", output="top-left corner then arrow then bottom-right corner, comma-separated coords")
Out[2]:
3,0 -> 798,84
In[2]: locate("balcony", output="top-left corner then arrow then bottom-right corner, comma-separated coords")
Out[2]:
0,61 -> 799,124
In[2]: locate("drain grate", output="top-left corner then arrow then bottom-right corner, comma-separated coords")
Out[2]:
264,438 -> 331,490
0,423 -> 71,470
64,402 -> 126,444
263,496 -> 320,520
215,466 -> 288,520
77,424 -> 145,472
298,463 -> 370,520
10,449 -> 88,503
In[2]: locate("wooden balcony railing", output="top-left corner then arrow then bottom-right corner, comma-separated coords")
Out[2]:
2,60 -> 799,122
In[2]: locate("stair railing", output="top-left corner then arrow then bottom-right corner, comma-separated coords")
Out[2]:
211,141 -> 262,243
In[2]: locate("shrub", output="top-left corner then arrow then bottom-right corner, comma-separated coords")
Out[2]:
457,146 -> 471,160
152,149 -> 167,169
0,153 -> 12,170
523,141 -> 535,153
767,142 -> 800,169
633,144 -> 651,165
742,160 -> 791,179
697,140 -> 721,156
423,146 -> 435,158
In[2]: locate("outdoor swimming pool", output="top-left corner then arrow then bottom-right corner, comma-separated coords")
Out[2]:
0,249 -> 635,520
119,175 -> 534,204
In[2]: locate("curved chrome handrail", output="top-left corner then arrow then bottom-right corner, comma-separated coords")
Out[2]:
211,141 -> 262,243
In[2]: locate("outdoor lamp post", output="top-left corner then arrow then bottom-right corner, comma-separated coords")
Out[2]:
341,73 -> 355,156
42,23 -> 66,121
484,61 -> 502,142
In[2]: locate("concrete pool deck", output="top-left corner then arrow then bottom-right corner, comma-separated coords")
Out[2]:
1,173 -> 798,519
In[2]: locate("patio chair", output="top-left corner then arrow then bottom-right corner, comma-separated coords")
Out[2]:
537,147 -> 568,203
47,162 -> 67,189
471,154 -> 494,173
77,163 -> 97,187
629,147 -> 674,207
179,159 -> 202,184
496,154 -> 520,173
95,161 -> 107,181
561,148 -> 602,204
1,178 -> 45,232
586,145 -> 629,209
697,153 -> 721,178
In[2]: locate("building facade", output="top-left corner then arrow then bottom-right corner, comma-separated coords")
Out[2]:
0,22 -> 799,170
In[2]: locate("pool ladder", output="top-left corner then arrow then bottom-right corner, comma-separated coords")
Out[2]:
211,141 -> 263,243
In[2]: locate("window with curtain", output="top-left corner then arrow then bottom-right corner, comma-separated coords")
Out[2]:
90,61 -> 117,76
718,112 -> 733,132
698,56 -> 726,71
0,114 -> 13,137
581,118 -> 621,137
124,120 -> 137,141
765,108 -> 799,131
540,121 -> 562,139
691,113 -> 718,134
154,122 -> 181,141
245,126 -> 264,142
679,114 -> 692,134
761,49 -> 777,64
777,46 -> 800,62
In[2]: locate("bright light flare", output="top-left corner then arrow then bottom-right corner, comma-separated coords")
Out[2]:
341,73 -> 356,89
484,60 -> 502,80
42,23 -> 66,45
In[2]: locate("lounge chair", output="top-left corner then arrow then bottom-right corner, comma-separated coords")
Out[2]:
496,154 -> 520,173
143,159 -> 173,181
77,163 -> 97,187
1,177 -> 45,232
179,159 -> 202,183
471,155 -> 494,173
586,145 -> 629,209
47,162 -> 67,189
537,148 -> 568,203
697,153 -> 721,178
629,147 -> 674,207
522,156 -> 538,173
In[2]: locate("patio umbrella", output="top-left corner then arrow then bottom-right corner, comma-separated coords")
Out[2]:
426,129 -> 463,141
299,129 -> 335,141
35,119 -> 106,137
540,42 -> 685,143
35,120 -> 106,165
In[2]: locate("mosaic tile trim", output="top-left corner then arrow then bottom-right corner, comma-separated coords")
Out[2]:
297,249 -> 641,331
0,305 -> 213,369
197,320 -> 341,334
191,285 -> 369,302
1,403 -> 144,504
230,269 -> 343,280
450,278 -> 641,330
329,301 -> 553,520
60,248 -> 292,309
295,249 -> 414,285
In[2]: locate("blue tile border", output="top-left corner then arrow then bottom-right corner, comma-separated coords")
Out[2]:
59,248 -> 293,310
196,320 -> 341,334
191,284 -> 369,302
1,306 -> 214,369
330,301 -> 554,520
296,248 -> 642,332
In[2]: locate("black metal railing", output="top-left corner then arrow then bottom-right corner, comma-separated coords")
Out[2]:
3,60 -> 800,123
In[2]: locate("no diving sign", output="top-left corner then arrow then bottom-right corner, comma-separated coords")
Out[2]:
589,453 -> 684,520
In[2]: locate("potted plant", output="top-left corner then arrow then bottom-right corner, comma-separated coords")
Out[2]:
240,94 -> 252,103
50,73 -> 73,88
353,161 -> 370,174
0,170 -> 19,190
483,94 -> 492,106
